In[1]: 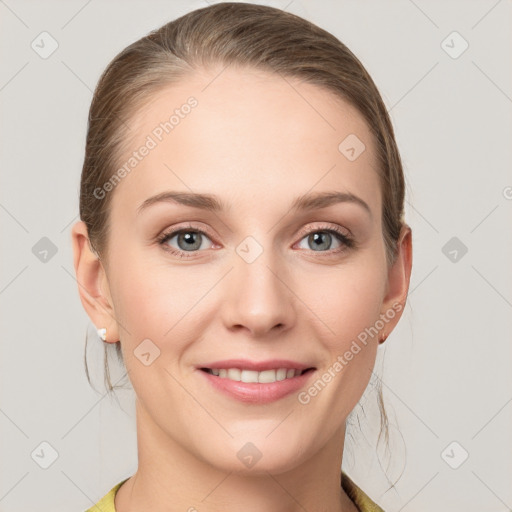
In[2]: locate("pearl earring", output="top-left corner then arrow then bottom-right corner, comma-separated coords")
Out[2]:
97,327 -> 107,341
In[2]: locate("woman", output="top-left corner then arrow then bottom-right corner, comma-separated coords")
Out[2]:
72,3 -> 412,511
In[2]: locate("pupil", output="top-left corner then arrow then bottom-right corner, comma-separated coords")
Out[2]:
310,232 -> 330,251
179,232 -> 201,251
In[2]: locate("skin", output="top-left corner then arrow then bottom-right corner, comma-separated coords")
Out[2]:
72,65 -> 412,512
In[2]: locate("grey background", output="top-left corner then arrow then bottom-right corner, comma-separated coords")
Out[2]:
1,0 -> 511,510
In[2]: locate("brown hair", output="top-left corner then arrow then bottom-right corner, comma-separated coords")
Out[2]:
80,1 -> 407,486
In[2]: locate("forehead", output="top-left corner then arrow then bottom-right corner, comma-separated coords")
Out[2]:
109,66 -> 381,221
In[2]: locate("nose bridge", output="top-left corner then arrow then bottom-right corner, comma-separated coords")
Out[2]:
222,234 -> 295,336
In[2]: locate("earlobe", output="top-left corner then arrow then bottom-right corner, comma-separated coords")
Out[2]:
70,221 -> 120,343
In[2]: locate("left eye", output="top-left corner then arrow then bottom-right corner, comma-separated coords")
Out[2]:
297,230 -> 346,252
160,229 -> 212,252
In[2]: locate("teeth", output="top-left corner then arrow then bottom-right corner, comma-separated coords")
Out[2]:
227,368 -> 241,381
276,368 -> 287,381
210,368 -> 304,383
258,370 -> 276,383
242,370 -> 259,383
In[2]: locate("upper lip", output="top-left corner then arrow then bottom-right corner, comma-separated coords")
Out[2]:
198,359 -> 315,372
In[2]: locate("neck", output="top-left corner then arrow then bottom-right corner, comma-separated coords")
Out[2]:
115,398 -> 359,512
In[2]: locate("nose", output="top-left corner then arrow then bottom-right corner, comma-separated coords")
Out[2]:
220,245 -> 296,338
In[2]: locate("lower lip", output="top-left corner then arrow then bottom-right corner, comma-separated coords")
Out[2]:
198,369 -> 316,404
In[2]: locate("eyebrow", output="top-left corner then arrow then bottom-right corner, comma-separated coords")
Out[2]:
137,190 -> 372,218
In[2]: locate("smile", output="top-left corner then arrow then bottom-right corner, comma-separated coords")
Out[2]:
197,360 -> 316,404
201,367 -> 310,383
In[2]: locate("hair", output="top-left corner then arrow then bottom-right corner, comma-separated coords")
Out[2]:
80,1 -> 407,489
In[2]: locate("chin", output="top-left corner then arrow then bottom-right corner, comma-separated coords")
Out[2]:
197,433 -> 311,476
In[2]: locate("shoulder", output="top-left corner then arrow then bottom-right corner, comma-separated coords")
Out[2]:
341,471 -> 386,512
84,478 -> 129,512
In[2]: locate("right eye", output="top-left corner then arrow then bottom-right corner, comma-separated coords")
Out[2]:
157,225 -> 215,258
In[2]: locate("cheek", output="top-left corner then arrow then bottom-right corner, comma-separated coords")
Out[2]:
109,250 -> 216,394
110,244 -> 196,335
111,259 -> 194,406
298,259 -> 385,401
301,259 -> 386,343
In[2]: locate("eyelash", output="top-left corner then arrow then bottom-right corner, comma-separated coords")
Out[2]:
156,223 -> 356,259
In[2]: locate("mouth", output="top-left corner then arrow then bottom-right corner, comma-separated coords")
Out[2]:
200,367 -> 315,383
196,360 -> 317,404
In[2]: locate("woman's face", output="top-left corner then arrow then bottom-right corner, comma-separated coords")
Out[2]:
74,66 -> 411,474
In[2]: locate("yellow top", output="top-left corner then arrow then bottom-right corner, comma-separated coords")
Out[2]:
85,471 -> 384,511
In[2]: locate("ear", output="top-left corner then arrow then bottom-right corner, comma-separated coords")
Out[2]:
70,220 -> 120,344
380,224 -> 413,334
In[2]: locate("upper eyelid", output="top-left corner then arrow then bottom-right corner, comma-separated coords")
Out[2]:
296,223 -> 351,239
